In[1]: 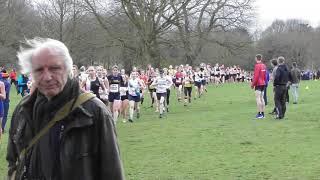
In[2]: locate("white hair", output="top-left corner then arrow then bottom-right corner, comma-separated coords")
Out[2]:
17,37 -> 73,77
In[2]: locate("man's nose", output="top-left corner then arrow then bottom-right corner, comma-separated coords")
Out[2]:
42,69 -> 53,81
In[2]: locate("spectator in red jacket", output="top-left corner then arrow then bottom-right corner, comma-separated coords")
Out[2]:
251,54 -> 267,119
9,68 -> 17,87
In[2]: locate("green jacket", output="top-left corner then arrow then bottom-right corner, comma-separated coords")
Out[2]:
7,86 -> 125,180
290,67 -> 301,84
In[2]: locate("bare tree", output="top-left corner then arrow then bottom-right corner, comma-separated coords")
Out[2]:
171,0 -> 254,65
120,0 -> 192,67
257,19 -> 315,69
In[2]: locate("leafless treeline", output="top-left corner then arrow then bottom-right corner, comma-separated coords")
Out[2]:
0,0 -> 320,71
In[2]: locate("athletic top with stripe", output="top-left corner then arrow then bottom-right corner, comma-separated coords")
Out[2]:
154,76 -> 170,93
107,74 -> 124,93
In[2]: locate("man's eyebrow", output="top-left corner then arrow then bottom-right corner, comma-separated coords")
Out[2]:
33,66 -> 43,71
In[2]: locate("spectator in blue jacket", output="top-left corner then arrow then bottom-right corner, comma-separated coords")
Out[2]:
17,74 -> 29,96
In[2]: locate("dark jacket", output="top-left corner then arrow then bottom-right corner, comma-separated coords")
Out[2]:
273,64 -> 290,86
290,67 -> 301,84
7,81 -> 125,180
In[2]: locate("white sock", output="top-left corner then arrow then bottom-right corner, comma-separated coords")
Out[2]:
113,111 -> 119,124
129,104 -> 134,120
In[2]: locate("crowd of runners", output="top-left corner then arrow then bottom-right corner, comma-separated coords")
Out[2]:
0,63 -> 254,127
0,58 -> 314,128
0,57 -> 317,137
0,62 -> 254,128
68,63 -> 252,123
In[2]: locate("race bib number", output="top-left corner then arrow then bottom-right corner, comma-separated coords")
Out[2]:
120,87 -> 127,96
176,78 -> 181,83
110,84 -> 119,93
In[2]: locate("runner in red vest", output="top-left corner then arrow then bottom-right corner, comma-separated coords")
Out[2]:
251,54 -> 267,119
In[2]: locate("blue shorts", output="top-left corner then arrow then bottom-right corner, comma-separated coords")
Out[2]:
121,92 -> 129,101
128,95 -> 141,102
0,101 -> 3,118
201,80 -> 206,85
108,92 -> 121,102
156,93 -> 167,101
195,81 -> 202,88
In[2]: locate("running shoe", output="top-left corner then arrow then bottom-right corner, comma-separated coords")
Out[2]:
128,119 -> 133,123
257,114 -> 264,119
255,113 -> 262,119
159,114 -> 163,118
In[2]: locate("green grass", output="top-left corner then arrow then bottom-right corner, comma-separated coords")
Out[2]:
1,81 -> 320,179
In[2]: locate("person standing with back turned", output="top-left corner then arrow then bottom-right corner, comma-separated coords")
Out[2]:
273,56 -> 290,119
6,37 -> 124,180
251,54 -> 267,119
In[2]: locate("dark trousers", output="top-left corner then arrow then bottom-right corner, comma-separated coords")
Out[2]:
285,86 -> 289,103
166,89 -> 170,106
184,87 -> 192,97
264,86 -> 268,105
274,85 -> 287,118
2,100 -> 9,131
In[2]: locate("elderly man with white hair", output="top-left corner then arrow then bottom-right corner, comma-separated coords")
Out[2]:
6,37 -> 125,180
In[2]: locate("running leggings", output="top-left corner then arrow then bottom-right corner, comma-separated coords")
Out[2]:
184,87 -> 192,97
166,89 -> 170,105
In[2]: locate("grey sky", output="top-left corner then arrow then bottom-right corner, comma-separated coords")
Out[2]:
254,0 -> 320,30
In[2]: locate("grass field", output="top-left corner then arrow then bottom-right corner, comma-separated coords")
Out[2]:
1,81 -> 320,179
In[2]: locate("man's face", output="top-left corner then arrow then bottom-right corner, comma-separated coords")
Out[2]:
31,49 -> 68,99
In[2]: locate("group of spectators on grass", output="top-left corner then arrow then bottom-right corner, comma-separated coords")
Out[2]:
251,54 -> 302,120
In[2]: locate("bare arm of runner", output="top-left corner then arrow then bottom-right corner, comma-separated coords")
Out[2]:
105,78 -> 110,93
0,82 -> 6,100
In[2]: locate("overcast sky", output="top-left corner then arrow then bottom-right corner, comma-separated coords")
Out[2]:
254,0 -> 320,30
